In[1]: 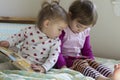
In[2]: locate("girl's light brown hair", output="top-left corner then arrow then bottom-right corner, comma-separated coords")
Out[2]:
36,0 -> 68,29
69,0 -> 98,26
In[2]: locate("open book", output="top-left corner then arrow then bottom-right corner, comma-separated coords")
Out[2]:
0,47 -> 33,72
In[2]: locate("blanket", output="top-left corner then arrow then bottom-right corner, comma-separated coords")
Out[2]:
0,57 -> 120,80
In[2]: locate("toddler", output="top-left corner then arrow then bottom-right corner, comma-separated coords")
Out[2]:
55,0 -> 113,80
0,0 -> 68,73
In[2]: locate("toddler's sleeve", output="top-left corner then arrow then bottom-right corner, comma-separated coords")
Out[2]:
81,35 -> 95,59
42,39 -> 61,71
6,27 -> 26,47
55,30 -> 66,68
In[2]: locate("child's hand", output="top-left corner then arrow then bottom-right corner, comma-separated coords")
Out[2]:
0,41 -> 9,48
31,64 -> 46,73
61,65 -> 67,68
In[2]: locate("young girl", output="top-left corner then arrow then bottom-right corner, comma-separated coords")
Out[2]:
0,1 -> 68,73
55,0 -> 113,80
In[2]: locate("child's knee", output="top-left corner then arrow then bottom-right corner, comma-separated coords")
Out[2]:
74,59 -> 88,66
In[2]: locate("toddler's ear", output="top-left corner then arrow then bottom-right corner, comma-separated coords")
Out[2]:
43,20 -> 50,28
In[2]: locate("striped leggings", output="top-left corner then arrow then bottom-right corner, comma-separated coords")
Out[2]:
71,59 -> 112,79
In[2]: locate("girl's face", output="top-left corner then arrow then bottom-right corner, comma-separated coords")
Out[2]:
69,19 -> 90,33
42,19 -> 67,39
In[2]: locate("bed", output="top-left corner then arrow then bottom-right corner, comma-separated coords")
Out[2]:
0,16 -> 120,80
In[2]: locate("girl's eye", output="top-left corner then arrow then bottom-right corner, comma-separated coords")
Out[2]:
76,25 -> 79,28
76,24 -> 84,29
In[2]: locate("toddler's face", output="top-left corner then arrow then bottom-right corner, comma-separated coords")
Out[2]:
44,19 -> 67,39
70,19 -> 90,33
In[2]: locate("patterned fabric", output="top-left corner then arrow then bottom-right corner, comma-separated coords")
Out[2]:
62,27 -> 90,57
0,68 -> 94,80
0,23 -> 61,71
83,66 -> 100,79
55,27 -> 94,69
0,57 -> 119,80
95,64 -> 112,77
7,26 -> 61,71
71,59 -> 112,79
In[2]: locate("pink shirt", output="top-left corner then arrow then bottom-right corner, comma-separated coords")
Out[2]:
62,27 -> 90,57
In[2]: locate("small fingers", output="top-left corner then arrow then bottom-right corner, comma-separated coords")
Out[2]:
31,64 -> 44,73
32,67 -> 41,72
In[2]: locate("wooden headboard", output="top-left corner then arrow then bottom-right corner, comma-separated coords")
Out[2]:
0,16 -> 36,24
